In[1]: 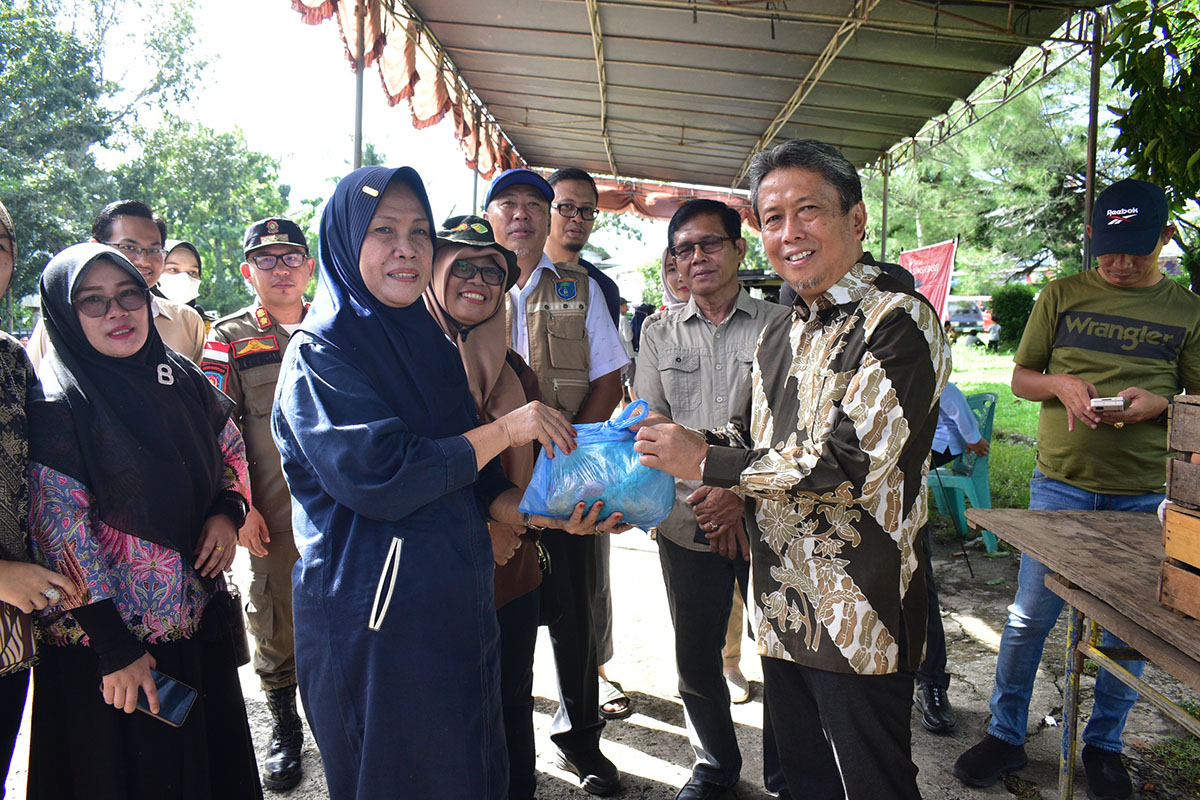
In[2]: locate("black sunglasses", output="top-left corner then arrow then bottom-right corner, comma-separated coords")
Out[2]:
449,260 -> 506,287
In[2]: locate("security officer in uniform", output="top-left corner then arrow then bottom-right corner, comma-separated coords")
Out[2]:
200,217 -> 315,791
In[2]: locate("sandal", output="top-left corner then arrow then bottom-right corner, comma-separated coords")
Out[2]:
598,677 -> 632,720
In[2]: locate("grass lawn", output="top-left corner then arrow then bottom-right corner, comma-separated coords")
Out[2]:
933,343 -> 1039,535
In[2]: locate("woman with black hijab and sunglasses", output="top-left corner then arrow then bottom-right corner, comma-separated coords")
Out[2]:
272,168 -> 624,800
24,242 -> 261,800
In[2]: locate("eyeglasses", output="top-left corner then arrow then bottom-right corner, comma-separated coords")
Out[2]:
449,260 -> 506,287
250,252 -> 309,271
669,236 -> 731,261
73,287 -> 149,318
551,202 -> 598,221
102,242 -> 165,262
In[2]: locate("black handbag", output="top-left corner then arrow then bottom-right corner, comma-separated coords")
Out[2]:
224,580 -> 251,667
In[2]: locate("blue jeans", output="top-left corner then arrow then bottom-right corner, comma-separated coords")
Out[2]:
987,470 -> 1161,753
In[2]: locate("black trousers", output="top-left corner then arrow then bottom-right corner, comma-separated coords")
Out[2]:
918,447 -> 957,689
541,529 -> 604,754
761,657 -> 921,800
498,587 -> 540,800
657,535 -> 750,786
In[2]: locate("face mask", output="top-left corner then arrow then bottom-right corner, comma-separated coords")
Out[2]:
158,272 -> 202,305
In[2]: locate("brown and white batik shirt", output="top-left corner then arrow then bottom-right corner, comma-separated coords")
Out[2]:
702,260 -> 951,676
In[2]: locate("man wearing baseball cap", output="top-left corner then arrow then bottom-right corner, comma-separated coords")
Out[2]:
955,179 -> 1200,800
484,168 -> 629,795
200,216 -> 316,791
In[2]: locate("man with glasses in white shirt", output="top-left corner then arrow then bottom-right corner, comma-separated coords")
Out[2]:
28,200 -> 206,368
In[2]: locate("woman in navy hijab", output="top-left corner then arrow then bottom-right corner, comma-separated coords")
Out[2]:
272,167 -> 612,799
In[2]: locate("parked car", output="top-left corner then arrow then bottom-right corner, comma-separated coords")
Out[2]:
946,297 -> 986,335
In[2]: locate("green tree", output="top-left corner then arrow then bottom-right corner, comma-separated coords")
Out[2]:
864,59 -> 1126,292
1104,0 -> 1200,289
112,117 -> 289,315
991,284 -> 1037,344
0,0 -> 113,327
638,257 -> 664,306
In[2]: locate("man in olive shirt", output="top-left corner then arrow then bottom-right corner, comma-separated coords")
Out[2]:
28,200 -> 206,368
635,199 -> 786,800
200,217 -> 315,791
955,179 -> 1200,800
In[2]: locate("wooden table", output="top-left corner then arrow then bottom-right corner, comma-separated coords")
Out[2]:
966,508 -> 1200,799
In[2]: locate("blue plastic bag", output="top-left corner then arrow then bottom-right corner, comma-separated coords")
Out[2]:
518,400 -> 675,529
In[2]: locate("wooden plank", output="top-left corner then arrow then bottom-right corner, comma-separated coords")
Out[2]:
1164,505 -> 1200,569
967,508 -> 1200,665
1048,573 -> 1200,693
1167,458 -> 1200,509
1160,560 -> 1200,623
1169,400 -> 1200,454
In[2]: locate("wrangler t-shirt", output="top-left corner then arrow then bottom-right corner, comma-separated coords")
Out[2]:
1015,269 -> 1200,494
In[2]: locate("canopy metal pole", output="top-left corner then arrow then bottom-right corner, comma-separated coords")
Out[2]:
1082,10 -> 1103,268
880,154 -> 890,263
353,1 -> 366,170
472,107 -> 481,212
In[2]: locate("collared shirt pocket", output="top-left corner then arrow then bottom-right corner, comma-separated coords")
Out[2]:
662,349 -> 702,412
242,362 -> 282,417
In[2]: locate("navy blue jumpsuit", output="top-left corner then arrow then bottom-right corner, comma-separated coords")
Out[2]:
272,166 -> 512,799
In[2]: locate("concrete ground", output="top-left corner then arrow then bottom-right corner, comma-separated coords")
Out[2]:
6,527 -> 1198,798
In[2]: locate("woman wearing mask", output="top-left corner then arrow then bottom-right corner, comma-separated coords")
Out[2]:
0,201 -> 73,793
272,168 -> 623,799
159,240 -> 210,326
26,242 -> 261,799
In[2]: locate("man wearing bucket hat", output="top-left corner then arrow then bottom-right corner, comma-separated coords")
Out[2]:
485,167 -> 629,795
954,179 -> 1200,800
200,216 -> 315,791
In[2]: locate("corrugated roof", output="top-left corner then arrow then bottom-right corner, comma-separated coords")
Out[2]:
294,0 -> 1108,191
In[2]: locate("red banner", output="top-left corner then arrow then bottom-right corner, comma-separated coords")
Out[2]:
899,240 -> 957,320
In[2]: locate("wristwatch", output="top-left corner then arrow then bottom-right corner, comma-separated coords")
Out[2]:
521,512 -> 544,531
1157,396 -> 1175,425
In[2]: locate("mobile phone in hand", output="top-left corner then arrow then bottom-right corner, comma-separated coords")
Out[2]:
136,669 -> 197,728
1090,396 -> 1126,411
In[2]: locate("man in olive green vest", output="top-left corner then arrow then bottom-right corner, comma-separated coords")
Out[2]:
486,168 -> 628,796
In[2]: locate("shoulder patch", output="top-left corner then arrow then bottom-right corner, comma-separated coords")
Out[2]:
203,363 -> 229,392
555,279 -> 577,300
202,340 -> 230,363
231,335 -> 279,358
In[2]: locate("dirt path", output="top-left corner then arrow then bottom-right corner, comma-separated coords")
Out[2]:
7,527 -> 1197,798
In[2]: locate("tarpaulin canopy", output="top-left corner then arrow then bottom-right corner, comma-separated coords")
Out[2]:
290,0 -> 1109,218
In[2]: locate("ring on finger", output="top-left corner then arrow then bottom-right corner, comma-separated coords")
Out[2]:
42,587 -> 62,603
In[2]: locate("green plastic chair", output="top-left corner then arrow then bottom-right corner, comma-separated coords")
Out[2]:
929,391 -> 999,553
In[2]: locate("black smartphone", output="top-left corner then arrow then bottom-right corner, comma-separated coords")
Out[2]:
136,669 -> 197,728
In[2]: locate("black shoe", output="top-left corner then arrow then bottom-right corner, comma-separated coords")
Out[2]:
675,777 -> 737,800
554,748 -> 622,796
1082,745 -> 1134,800
264,685 -> 304,791
953,734 -> 1028,788
914,683 -> 957,734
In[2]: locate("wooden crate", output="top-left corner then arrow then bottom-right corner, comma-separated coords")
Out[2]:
1167,458 -> 1200,509
1168,394 -> 1200,455
1164,503 -> 1200,570
1159,558 -> 1200,621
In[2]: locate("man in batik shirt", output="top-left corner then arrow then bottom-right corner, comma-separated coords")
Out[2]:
635,138 -> 951,800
